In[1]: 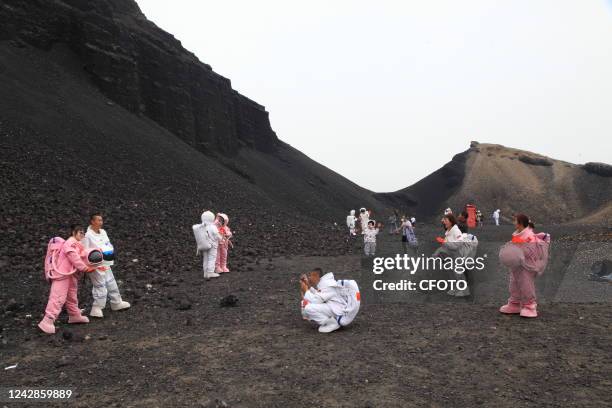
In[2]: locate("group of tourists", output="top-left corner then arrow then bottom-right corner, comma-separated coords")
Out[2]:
444,206 -> 501,227
301,205 -> 550,334
38,210 -> 235,335
346,208 -> 418,257
345,207 -> 375,236
37,203 -> 549,337
38,214 -> 130,334
192,211 -> 234,279
437,207 -> 548,315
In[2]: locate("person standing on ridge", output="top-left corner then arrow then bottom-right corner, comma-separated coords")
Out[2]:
493,209 -> 501,226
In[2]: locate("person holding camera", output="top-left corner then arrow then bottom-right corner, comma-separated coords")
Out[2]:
300,268 -> 361,333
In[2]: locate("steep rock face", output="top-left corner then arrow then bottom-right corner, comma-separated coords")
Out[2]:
0,0 -> 278,155
0,0 -> 383,224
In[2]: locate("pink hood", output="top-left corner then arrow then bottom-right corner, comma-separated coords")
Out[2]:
215,213 -> 232,239
512,227 -> 535,243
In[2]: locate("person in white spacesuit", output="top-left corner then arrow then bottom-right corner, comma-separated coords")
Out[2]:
346,210 -> 357,236
358,208 -> 369,235
493,209 -> 501,226
300,268 -> 361,333
194,210 -> 222,279
83,213 -> 130,318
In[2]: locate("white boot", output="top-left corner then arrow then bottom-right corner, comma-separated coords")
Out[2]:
318,317 -> 341,333
205,272 -> 220,279
110,300 -> 131,311
90,306 -> 104,318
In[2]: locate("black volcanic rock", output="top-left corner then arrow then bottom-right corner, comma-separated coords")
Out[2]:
220,295 -> 238,307
0,0 -> 383,223
176,299 -> 192,311
0,0 -> 278,156
582,162 -> 612,177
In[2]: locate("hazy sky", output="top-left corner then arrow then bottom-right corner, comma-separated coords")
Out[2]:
136,0 -> 612,192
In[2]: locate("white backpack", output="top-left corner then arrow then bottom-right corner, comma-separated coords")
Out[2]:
193,224 -> 213,254
336,279 -> 361,327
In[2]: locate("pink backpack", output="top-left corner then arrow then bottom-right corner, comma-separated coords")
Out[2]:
45,237 -> 105,281
44,237 -> 66,281
499,232 -> 551,276
528,232 -> 551,276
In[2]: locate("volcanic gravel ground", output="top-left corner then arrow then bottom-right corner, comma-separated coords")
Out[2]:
1,225 -> 610,407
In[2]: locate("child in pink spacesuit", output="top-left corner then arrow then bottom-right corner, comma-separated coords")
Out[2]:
38,225 -> 99,334
499,214 -> 550,318
215,213 -> 233,273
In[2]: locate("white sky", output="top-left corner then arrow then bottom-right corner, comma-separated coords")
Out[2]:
136,0 -> 612,192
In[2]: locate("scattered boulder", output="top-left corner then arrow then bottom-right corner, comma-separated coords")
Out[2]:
176,299 -> 192,311
219,295 -> 238,308
61,330 -> 85,342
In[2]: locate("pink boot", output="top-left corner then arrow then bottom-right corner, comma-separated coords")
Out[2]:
499,302 -> 521,314
219,244 -> 229,272
38,316 -> 56,334
520,303 -> 538,318
214,249 -> 223,273
68,314 -> 89,324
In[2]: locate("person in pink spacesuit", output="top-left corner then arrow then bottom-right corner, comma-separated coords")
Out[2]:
38,225 -> 99,334
214,213 -> 233,273
498,214 -> 550,318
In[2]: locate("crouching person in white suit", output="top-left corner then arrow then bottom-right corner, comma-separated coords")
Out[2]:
300,268 -> 361,333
